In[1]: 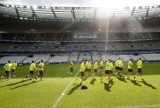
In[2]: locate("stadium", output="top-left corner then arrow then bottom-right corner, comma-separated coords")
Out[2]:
0,0 -> 160,108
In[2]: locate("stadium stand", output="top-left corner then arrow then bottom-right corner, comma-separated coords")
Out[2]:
78,52 -> 91,62
119,55 -> 130,61
47,55 -> 70,63
142,54 -> 160,61
0,55 -> 26,64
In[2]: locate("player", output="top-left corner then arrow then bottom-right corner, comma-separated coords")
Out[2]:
1,60 -> 12,80
110,60 -> 114,75
68,60 -> 74,74
92,60 -> 99,79
134,58 -> 143,80
98,60 -> 104,74
115,58 -> 120,75
79,60 -> 86,84
11,61 -> 17,78
101,59 -> 113,83
127,59 -> 133,80
117,58 -> 124,76
35,60 -> 45,80
86,59 -> 92,77
26,61 -> 37,80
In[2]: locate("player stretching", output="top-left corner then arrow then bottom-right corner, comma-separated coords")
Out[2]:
127,59 -> 133,80
11,61 -> 17,78
69,60 -> 74,74
1,60 -> 12,80
26,61 -> 37,80
134,58 -> 143,80
35,60 -> 44,81
101,59 -> 113,83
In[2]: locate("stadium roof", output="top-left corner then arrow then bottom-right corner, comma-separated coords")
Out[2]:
0,0 -> 160,33
0,0 -> 159,7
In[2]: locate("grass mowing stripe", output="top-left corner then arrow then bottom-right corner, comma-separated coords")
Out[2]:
52,70 -> 79,108
114,104 -> 160,108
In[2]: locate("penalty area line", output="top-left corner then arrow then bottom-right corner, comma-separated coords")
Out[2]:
52,70 -> 79,108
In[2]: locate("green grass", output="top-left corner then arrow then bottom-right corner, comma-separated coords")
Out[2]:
0,62 -> 160,108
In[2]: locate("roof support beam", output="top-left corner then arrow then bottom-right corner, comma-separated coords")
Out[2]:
146,7 -> 149,18
94,8 -> 97,20
51,7 -> 57,19
71,7 -> 75,21
131,7 -> 136,16
30,6 -> 37,20
14,6 -> 20,19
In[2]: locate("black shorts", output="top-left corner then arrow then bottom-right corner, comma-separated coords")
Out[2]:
105,70 -> 111,74
87,69 -> 91,72
39,71 -> 43,76
128,69 -> 133,72
70,67 -> 73,72
11,69 -> 15,73
115,67 -> 119,70
5,71 -> 10,76
30,71 -> 34,75
119,67 -> 123,71
100,67 -> 103,69
138,68 -> 142,73
94,69 -> 97,73
81,72 -> 85,76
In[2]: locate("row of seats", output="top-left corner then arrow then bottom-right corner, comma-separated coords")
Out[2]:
0,54 -> 160,64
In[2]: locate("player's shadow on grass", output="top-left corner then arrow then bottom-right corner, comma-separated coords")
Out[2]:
116,76 -> 127,83
90,78 -> 96,85
0,80 -> 7,83
103,82 -> 114,92
0,79 -> 31,88
130,80 -> 141,86
10,80 -> 39,90
142,80 -> 156,89
67,83 -> 82,95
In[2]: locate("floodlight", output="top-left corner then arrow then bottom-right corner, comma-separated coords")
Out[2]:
33,5 -> 38,9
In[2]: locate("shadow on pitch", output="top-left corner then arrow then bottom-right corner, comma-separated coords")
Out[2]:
130,80 -> 141,86
116,76 -> 127,83
10,80 -> 39,90
67,83 -> 82,95
103,81 -> 114,92
0,79 -> 31,88
142,80 -> 156,89
90,78 -> 96,85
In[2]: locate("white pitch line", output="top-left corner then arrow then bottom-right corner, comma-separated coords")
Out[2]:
52,70 -> 79,108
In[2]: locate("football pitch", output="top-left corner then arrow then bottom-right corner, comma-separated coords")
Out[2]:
0,62 -> 160,108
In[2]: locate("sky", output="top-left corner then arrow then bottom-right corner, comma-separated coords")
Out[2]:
0,0 -> 159,7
